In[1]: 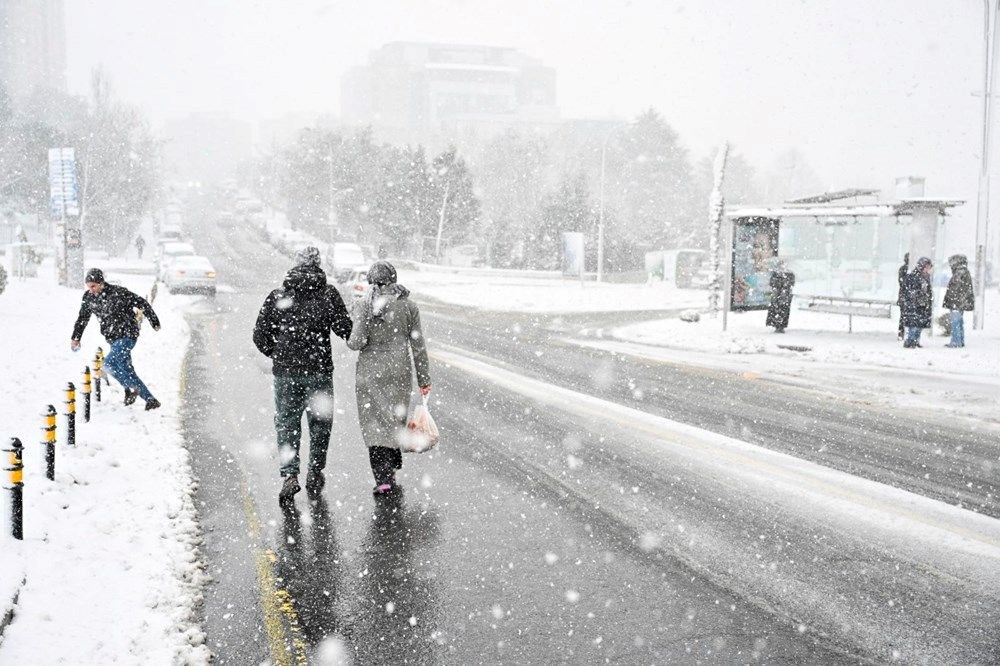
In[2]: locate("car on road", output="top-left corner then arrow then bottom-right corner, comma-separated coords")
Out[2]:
156,241 -> 196,280
327,241 -> 367,282
163,254 -> 217,296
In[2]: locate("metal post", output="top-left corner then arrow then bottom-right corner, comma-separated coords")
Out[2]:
973,0 -> 999,329
42,405 -> 56,481
93,349 -> 103,402
97,347 -> 109,386
64,382 -> 76,447
82,366 -> 92,422
598,137 -> 608,283
3,437 -> 23,540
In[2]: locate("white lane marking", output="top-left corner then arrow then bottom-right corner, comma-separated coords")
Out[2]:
430,343 -> 1000,559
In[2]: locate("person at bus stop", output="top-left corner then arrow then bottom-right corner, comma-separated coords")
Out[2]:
253,246 -> 353,502
766,260 -> 795,334
896,253 -> 909,340
70,268 -> 162,410
135,234 -> 146,259
901,257 -> 933,349
942,254 -> 974,348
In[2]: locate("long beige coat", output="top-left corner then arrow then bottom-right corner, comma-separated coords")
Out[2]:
347,293 -> 430,450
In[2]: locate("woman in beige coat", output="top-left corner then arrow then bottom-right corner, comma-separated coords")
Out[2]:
347,261 -> 431,494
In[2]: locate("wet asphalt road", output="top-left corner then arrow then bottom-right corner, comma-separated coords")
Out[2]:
180,204 -> 999,664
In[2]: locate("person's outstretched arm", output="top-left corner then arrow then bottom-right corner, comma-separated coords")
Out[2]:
70,296 -> 92,348
130,290 -> 161,330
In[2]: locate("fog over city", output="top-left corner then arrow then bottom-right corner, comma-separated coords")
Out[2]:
1,2 -> 999,665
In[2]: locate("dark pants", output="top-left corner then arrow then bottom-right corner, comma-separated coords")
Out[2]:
274,374 -> 334,477
369,446 -> 402,485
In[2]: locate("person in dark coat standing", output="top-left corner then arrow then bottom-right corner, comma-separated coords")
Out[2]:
253,246 -> 353,501
901,256 -> 933,348
766,260 -> 795,333
896,253 -> 909,340
942,254 -> 974,348
347,261 -> 431,495
135,235 -> 146,259
70,268 -> 162,409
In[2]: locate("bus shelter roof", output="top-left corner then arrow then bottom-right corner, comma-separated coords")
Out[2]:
726,198 -> 964,221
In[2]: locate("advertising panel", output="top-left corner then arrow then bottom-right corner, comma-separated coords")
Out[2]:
561,232 -> 585,278
730,217 -> 779,311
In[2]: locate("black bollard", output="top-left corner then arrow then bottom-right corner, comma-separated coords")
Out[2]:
3,437 -> 23,540
93,350 -> 103,403
65,382 -> 76,447
82,366 -> 92,422
43,404 -> 56,481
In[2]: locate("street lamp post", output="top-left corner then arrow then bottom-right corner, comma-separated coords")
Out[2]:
597,122 -> 632,283
973,0 -> 999,329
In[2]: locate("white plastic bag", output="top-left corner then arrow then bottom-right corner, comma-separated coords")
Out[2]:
402,396 -> 439,453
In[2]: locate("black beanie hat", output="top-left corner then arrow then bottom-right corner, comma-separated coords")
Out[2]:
85,268 -> 105,284
367,260 -> 397,286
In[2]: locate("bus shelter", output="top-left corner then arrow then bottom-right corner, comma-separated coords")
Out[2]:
723,191 -> 964,323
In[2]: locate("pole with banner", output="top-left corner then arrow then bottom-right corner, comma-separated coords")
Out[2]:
48,147 -> 81,287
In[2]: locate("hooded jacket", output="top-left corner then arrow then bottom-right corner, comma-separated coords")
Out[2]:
942,255 -> 975,311
901,262 -> 933,329
71,283 -> 160,342
253,263 -> 352,376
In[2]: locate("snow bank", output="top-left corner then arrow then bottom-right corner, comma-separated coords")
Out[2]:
0,263 -> 209,663
401,266 -> 706,313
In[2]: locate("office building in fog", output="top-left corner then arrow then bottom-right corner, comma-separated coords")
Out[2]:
0,0 -> 66,103
341,42 -> 559,143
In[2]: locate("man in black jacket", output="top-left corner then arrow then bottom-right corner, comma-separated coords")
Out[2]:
70,268 -> 162,409
253,246 -> 352,501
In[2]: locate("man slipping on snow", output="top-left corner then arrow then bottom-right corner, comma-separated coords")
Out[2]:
70,268 -> 162,410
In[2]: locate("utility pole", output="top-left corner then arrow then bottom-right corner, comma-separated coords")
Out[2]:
973,0 -> 999,329
435,180 -> 450,262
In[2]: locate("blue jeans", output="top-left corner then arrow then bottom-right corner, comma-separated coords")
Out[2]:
949,310 -> 965,347
273,374 -> 334,477
104,337 -> 154,401
904,327 -> 922,346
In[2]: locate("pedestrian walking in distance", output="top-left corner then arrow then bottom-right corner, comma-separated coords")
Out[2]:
346,261 -> 431,496
896,253 -> 909,341
70,268 -> 162,410
942,254 -> 974,348
253,246 -> 352,502
135,234 -> 146,260
901,256 -> 933,349
766,260 -> 795,334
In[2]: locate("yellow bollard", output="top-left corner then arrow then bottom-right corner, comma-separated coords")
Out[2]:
93,349 -> 103,402
82,366 -> 92,422
3,437 -> 23,540
42,405 -> 56,480
64,382 -> 76,447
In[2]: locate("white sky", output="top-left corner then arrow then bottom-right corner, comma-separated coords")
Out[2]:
65,0 -> 996,249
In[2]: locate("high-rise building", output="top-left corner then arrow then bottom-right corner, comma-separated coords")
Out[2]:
0,0 -> 67,104
341,42 -> 559,144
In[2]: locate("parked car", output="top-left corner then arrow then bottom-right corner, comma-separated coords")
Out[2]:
156,241 -> 196,280
327,242 -> 367,282
164,255 -> 217,296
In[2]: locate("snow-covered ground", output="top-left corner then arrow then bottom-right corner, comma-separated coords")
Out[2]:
0,259 -> 209,663
402,267 -> 706,313
401,264 -> 1000,423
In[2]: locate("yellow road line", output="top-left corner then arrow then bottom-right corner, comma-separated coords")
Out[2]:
182,342 -> 307,664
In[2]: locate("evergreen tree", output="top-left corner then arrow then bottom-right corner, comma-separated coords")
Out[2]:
528,171 -> 592,270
